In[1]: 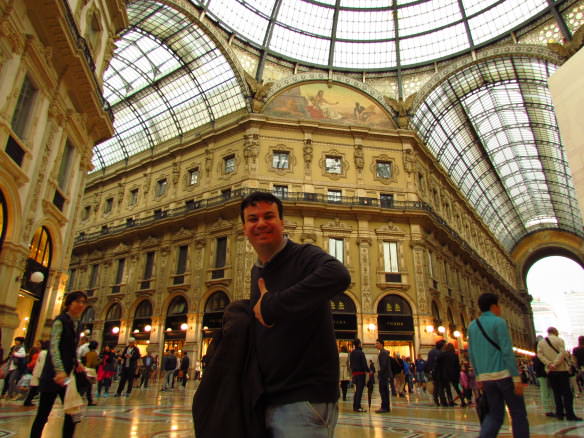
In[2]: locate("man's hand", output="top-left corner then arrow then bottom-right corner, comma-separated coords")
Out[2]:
54,371 -> 67,386
513,381 -> 524,396
253,278 -> 274,328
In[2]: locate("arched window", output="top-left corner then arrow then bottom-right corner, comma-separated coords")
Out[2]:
106,303 -> 122,321
132,300 -> 153,338
103,303 -> 122,347
205,291 -> 229,313
431,301 -> 441,324
168,296 -> 188,316
135,300 -> 152,318
377,294 -> 412,315
28,226 -> 52,267
330,293 -> 356,344
80,307 -> 95,336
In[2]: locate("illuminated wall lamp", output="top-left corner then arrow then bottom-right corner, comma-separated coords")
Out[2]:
112,326 -> 120,334
30,271 -> 45,283
180,323 -> 188,331
453,330 -> 461,338
437,326 -> 446,334
425,325 -> 435,333
144,325 -> 152,332
367,323 -> 376,332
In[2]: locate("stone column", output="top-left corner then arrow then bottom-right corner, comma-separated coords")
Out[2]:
358,238 -> 376,344
411,243 -> 434,355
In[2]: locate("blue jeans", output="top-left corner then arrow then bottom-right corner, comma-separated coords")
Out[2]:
265,401 -> 338,438
480,377 -> 529,438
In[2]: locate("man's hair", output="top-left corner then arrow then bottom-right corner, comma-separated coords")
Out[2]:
89,340 -> 98,350
64,291 -> 87,309
14,337 -> 25,343
478,292 -> 498,312
547,327 -> 558,336
579,335 -> 584,346
376,338 -> 383,344
354,338 -> 361,348
240,191 -> 284,223
435,339 -> 446,350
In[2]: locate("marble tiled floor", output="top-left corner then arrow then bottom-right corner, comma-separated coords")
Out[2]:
1,381 -> 583,437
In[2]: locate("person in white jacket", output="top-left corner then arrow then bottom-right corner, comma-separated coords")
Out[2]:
23,341 -> 49,406
537,327 -> 582,421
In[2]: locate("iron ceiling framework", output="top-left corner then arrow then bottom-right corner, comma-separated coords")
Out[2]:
92,0 -> 247,171
411,57 -> 583,251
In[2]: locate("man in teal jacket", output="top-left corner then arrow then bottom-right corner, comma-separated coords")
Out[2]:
468,293 -> 529,437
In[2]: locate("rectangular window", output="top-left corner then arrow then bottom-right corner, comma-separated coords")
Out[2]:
104,197 -> 113,213
156,178 -> 167,197
188,168 -> 200,185
376,161 -> 392,179
57,143 -> 74,190
273,185 -> 288,199
82,206 -> 91,220
272,151 -> 289,169
144,251 -> 155,279
327,189 -> 342,203
174,245 -> 188,285
427,250 -> 434,278
112,259 -> 124,293
224,155 -> 235,174
67,269 -> 76,291
380,193 -> 394,208
383,241 -> 399,272
11,76 -> 37,138
328,238 -> 344,264
212,237 -> 227,279
129,188 -> 139,206
88,264 -> 99,289
325,156 -> 342,174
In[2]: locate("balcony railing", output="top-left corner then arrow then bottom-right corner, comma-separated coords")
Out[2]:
75,188 -> 430,243
73,188 -> 512,292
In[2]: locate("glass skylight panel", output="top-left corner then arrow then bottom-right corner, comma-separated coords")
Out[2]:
468,0 -> 548,45
270,25 -> 330,65
399,23 -> 469,66
461,0 -> 499,17
336,9 -> 394,40
251,0 -> 277,15
333,41 -> 396,69
277,0 -> 334,37
207,0 -> 269,43
397,0 -> 462,37
341,0 -> 391,6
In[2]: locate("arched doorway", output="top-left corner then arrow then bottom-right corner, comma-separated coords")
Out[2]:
330,293 -> 356,351
164,296 -> 188,354
103,303 -> 122,348
377,294 -> 415,358
132,300 -> 152,353
80,307 -> 95,338
201,291 -> 230,358
18,227 -> 52,347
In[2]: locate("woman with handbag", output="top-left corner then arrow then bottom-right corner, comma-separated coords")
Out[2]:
29,291 -> 88,438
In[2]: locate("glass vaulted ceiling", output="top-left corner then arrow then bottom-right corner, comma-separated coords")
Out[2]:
91,0 -> 246,171
411,57 -> 583,251
191,0 -> 556,70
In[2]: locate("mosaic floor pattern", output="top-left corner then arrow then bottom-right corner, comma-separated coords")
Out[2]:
1,381 -> 583,437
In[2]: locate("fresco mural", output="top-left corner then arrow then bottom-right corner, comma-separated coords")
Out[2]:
263,83 -> 393,129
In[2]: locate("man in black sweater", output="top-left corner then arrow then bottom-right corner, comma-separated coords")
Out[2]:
349,338 -> 368,413
241,191 -> 351,437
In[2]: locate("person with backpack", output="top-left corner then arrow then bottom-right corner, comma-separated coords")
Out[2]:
468,292 -> 529,437
534,336 -> 555,417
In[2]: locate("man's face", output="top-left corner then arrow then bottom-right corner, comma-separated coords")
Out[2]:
375,341 -> 382,350
69,298 -> 87,318
242,201 -> 285,254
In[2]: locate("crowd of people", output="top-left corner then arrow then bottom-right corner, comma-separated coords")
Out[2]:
1,334 -> 198,407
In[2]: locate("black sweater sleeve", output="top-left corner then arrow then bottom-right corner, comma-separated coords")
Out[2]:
259,244 -> 351,325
